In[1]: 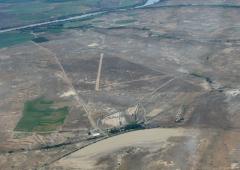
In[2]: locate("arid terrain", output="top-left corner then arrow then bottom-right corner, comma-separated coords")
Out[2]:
0,0 -> 240,169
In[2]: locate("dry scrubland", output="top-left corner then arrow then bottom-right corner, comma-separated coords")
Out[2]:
0,0 -> 240,169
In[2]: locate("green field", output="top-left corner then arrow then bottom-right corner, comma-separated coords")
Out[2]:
0,31 -> 34,48
0,0 -> 144,29
15,97 -> 69,132
0,0 -> 144,48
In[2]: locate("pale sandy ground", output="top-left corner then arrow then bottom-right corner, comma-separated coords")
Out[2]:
54,128 -> 194,169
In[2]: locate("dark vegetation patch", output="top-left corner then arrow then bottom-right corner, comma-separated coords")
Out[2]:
104,25 -> 149,31
15,97 -> 69,132
64,23 -> 93,30
190,72 -> 213,84
109,122 -> 145,134
26,23 -> 64,33
92,19 -> 104,23
32,36 -> 49,43
115,19 -> 137,25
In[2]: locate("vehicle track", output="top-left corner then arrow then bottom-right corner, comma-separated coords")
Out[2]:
32,42 -> 98,131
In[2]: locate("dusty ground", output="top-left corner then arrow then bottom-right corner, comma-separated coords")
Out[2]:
53,128 -> 188,169
51,128 -> 240,170
0,0 -> 240,169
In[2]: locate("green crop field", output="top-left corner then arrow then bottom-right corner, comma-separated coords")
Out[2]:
15,97 -> 69,132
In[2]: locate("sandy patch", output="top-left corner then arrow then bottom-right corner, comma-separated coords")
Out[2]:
101,112 -> 127,127
231,163 -> 240,169
223,47 -> 234,54
54,128 -> 187,169
225,89 -> 240,97
127,106 -> 136,115
200,81 -> 211,91
0,55 -> 10,60
88,43 -> 99,47
60,90 -> 77,98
